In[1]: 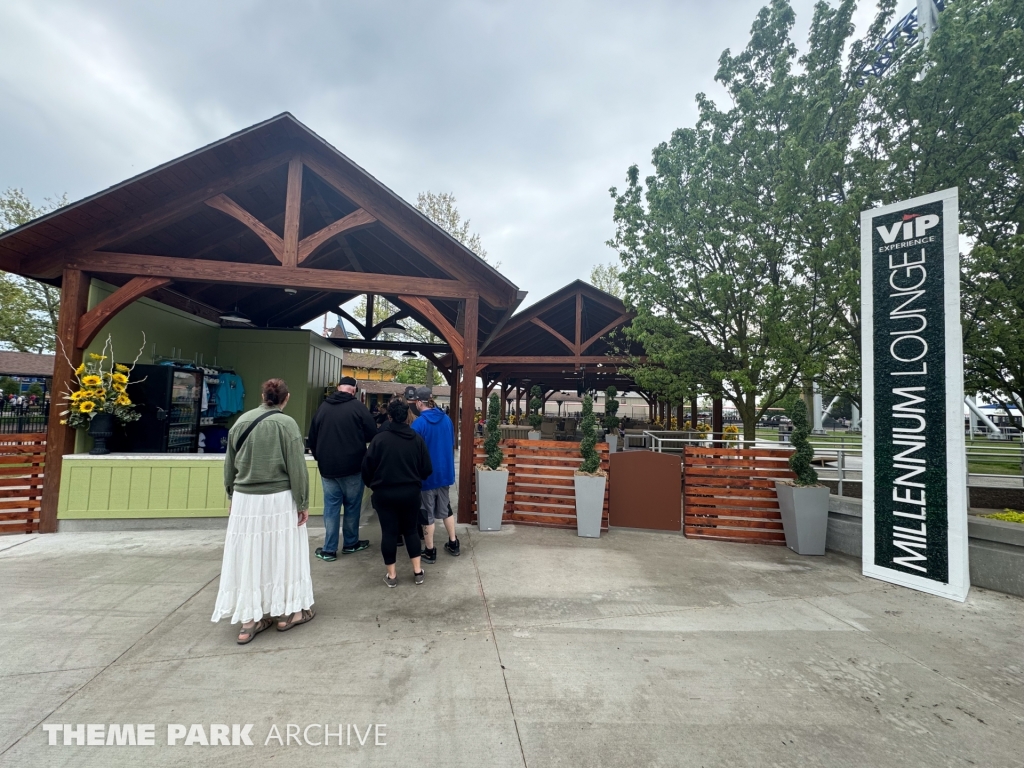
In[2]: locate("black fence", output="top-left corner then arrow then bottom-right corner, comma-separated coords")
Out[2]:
0,403 -> 49,434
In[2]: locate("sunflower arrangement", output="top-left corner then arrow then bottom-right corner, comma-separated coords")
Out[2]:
60,335 -> 143,430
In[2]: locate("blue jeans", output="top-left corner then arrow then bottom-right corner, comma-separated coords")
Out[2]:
321,475 -> 365,553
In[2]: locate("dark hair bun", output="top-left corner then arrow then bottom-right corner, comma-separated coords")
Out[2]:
388,399 -> 409,424
262,378 -> 289,405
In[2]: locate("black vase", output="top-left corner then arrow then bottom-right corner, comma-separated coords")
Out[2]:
88,412 -> 115,455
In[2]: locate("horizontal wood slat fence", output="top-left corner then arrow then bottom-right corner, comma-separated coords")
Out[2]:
0,433 -> 46,535
683,445 -> 794,545
472,439 -> 609,530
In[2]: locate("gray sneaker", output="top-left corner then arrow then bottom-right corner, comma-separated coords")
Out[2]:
383,573 -> 398,588
414,570 -> 425,586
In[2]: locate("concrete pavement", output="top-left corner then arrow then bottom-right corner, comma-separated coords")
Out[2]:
0,520 -> 1021,767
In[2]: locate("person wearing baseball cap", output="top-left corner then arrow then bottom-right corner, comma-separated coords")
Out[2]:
410,385 -> 459,560
307,376 -> 377,560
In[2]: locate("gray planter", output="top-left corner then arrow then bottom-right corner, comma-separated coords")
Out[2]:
528,430 -> 541,441
775,481 -> 829,555
476,468 -> 508,531
606,434 -> 618,453
574,473 -> 606,538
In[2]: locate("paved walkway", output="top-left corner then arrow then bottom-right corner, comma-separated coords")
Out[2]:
0,522 -> 1022,767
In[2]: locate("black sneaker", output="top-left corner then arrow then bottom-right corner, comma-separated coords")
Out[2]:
383,573 -> 398,588
315,548 -> 337,562
341,540 -> 370,554
414,571 -> 425,585
421,547 -> 437,564
444,538 -> 460,557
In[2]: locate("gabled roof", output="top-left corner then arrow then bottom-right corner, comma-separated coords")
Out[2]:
0,351 -> 55,378
344,352 -> 401,371
0,113 -> 521,345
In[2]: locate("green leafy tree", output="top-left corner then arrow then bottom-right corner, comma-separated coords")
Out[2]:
858,0 -> 1024,410
395,357 -> 442,385
578,395 -> 600,474
612,0 -> 836,441
528,385 -> 544,430
1,188 -> 67,352
0,376 -> 20,396
589,263 -> 622,297
416,191 -> 494,265
604,386 -> 620,431
483,392 -> 503,470
786,400 -> 818,486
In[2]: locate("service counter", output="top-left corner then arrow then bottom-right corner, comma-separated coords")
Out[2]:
57,453 -> 327,521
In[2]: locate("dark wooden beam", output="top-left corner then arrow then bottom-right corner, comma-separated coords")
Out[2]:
477,356 -> 636,365
297,208 -> 375,264
282,157 -> 303,268
326,338 -> 451,354
581,313 -> 631,353
530,317 -> 575,354
41,268 -> 91,533
302,153 -> 510,308
574,291 -> 583,355
457,297 -> 479,524
69,252 -> 477,299
205,194 -> 285,262
75,276 -> 171,349
398,294 -> 465,363
27,151 -> 294,280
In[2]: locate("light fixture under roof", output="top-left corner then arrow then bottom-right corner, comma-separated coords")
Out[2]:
402,350 -> 417,358
219,306 -> 252,324
379,319 -> 407,331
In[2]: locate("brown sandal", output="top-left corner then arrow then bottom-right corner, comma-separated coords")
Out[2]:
277,606 -> 316,631
237,616 -> 274,645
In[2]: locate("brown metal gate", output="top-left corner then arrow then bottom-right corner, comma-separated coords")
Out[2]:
683,445 -> 793,545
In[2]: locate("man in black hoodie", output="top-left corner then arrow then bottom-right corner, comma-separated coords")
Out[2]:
308,377 -> 378,560
361,399 -> 432,587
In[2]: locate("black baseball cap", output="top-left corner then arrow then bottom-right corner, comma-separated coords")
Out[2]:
412,386 -> 433,402
339,376 -> 358,387
404,385 -> 418,401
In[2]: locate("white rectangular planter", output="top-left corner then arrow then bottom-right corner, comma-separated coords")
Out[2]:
775,481 -> 830,555
476,468 -> 508,531
574,474 -> 606,538
528,431 -> 541,441
606,434 -> 618,453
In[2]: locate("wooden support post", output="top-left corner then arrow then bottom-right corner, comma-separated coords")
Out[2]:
457,297 -> 479,524
282,157 -> 303,268
691,397 -> 699,429
677,403 -> 685,430
40,269 -> 91,533
451,370 -> 461,445
500,383 -> 509,420
712,395 -> 724,446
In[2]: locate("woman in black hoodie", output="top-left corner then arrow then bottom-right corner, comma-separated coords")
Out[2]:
361,399 -> 433,587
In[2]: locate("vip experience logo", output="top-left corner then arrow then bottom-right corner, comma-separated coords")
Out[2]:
42,723 -> 388,747
875,211 -> 941,249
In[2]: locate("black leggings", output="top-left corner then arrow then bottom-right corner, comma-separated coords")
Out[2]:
372,489 -> 422,566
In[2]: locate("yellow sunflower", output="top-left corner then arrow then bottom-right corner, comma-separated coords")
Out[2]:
116,394 -> 132,406
115,364 -> 130,373
74,363 -> 86,376
69,390 -> 86,402
81,374 -> 102,387
60,419 -> 67,425
79,401 -> 96,413
112,383 -> 126,393
89,353 -> 107,361
112,373 -> 128,384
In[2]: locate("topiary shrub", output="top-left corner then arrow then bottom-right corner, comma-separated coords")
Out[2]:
528,385 -> 544,430
787,400 -> 818,486
604,386 -> 620,431
579,395 -> 601,474
483,392 -> 503,470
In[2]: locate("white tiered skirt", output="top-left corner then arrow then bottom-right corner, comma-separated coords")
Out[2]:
211,490 -> 315,625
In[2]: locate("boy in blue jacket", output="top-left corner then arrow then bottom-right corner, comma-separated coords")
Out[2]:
410,387 -> 459,561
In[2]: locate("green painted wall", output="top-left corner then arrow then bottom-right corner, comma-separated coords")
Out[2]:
57,458 -> 329,519
84,280 -> 221,367
216,328 -> 342,435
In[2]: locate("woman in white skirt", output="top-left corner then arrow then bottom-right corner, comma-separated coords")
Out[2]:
211,378 -> 316,643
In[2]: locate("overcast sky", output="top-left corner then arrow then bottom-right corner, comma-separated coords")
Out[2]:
1,0 -> 904,311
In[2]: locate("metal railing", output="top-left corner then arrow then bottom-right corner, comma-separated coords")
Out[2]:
639,431 -> 1024,492
0,404 -> 49,434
